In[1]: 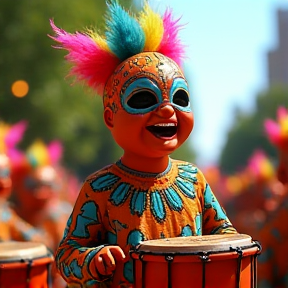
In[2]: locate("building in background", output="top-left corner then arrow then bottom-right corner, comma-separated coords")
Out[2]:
268,9 -> 288,86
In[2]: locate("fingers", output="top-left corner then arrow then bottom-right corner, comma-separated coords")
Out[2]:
109,246 -> 126,262
96,249 -> 115,275
94,246 -> 126,276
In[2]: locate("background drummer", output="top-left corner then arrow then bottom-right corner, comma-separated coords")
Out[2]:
49,2 -> 238,287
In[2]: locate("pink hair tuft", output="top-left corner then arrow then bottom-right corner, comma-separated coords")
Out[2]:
158,8 -> 187,67
49,19 -> 120,95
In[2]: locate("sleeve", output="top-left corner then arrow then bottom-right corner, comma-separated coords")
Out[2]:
197,169 -> 237,235
55,180 -> 113,286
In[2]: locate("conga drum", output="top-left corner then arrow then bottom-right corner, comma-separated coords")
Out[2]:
0,241 -> 54,288
130,234 -> 261,288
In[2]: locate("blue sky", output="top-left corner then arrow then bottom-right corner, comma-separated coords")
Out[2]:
147,0 -> 288,167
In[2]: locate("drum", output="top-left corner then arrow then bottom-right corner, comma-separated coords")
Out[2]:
0,241 -> 54,288
130,234 -> 261,288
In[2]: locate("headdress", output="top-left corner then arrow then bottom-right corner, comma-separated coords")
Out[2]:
49,1 -> 186,97
246,150 -> 275,181
264,106 -> 288,150
0,120 -> 27,164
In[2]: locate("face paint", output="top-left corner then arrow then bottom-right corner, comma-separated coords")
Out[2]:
103,52 -> 194,160
103,52 -> 190,113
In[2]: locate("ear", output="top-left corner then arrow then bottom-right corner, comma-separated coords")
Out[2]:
103,107 -> 114,129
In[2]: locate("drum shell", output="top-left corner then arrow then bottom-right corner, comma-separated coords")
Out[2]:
0,242 -> 54,288
131,234 -> 261,288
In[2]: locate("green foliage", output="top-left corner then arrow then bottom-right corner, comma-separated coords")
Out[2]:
0,0 -> 131,178
219,86 -> 288,174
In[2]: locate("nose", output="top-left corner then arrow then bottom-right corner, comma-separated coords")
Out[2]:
156,101 -> 175,118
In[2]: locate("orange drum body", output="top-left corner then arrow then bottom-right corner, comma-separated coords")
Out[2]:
131,234 -> 261,288
0,242 -> 54,288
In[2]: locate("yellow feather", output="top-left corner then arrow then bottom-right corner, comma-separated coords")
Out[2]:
138,3 -> 164,52
0,122 -> 10,153
86,29 -> 110,52
27,139 -> 49,166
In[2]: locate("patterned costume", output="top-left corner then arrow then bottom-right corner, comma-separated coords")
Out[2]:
56,159 -> 235,286
50,2 -> 237,287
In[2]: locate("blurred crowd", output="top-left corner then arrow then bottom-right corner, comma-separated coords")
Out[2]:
0,106 -> 287,288
0,120 -> 80,288
203,106 -> 288,288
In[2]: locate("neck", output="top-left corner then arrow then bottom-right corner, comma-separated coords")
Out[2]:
120,153 -> 170,173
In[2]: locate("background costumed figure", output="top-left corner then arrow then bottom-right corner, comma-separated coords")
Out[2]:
0,120 -> 51,244
50,2 -> 237,287
257,106 -> 288,288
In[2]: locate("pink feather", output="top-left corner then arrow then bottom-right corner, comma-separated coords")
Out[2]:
158,8 -> 187,67
264,119 -> 281,145
277,106 -> 287,121
4,120 -> 28,149
47,140 -> 63,165
49,20 -> 120,95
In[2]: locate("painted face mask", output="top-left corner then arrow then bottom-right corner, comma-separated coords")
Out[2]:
103,52 -> 191,115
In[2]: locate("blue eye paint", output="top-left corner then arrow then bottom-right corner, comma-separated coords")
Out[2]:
121,78 -> 162,114
170,78 -> 192,112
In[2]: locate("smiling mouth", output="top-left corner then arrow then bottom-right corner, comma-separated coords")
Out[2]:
146,123 -> 178,138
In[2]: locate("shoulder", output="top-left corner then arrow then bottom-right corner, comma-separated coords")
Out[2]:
84,163 -> 115,182
170,158 -> 207,186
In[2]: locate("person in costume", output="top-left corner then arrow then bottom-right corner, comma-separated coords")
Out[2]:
257,106 -> 288,288
11,139 -> 73,252
50,2 -> 237,287
224,149 -> 284,239
11,139 -> 73,288
0,120 -> 51,244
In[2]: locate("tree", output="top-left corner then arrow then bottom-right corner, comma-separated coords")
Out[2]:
219,86 -> 288,174
0,0 -> 131,178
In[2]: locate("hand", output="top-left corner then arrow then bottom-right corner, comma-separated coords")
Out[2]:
92,246 -> 126,276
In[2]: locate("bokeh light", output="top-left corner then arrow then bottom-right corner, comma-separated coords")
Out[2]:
11,80 -> 29,98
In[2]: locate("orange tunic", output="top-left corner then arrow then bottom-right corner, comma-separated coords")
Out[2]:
55,158 -> 237,287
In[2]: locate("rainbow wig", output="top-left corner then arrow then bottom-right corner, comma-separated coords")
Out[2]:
264,106 -> 288,150
49,1 -> 186,96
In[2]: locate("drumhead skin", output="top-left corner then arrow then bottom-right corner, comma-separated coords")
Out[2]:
0,241 -> 51,261
134,234 -> 253,253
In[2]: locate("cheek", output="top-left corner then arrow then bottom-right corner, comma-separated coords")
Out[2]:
177,111 -> 194,138
111,111 -> 149,146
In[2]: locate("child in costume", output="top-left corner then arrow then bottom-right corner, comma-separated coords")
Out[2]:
257,106 -> 288,288
50,2 -> 237,287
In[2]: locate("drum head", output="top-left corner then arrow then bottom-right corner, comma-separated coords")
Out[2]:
0,241 -> 51,261
136,234 -> 253,253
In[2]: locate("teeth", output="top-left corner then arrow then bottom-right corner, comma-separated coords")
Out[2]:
154,123 -> 177,127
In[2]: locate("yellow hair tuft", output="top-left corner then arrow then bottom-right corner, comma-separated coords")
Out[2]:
86,29 -> 110,52
138,3 -> 164,52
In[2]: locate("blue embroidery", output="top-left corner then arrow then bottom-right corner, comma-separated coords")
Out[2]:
124,260 -> 134,283
150,191 -> 166,222
204,184 -> 227,221
127,230 -> 145,247
130,190 -> 146,216
181,225 -> 193,236
110,183 -> 130,205
90,173 -> 120,190
164,187 -> 183,211
72,202 -> 99,238
195,214 -> 202,235
176,177 -> 195,198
